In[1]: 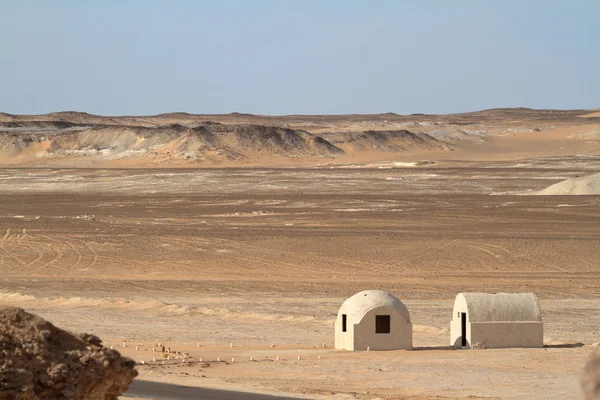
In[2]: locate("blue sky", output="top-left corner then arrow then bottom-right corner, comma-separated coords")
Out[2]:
1,0 -> 598,115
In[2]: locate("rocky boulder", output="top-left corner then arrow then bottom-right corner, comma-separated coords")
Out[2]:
582,348 -> 600,400
0,307 -> 137,400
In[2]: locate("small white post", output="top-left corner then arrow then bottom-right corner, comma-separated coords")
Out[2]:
276,356 -> 280,361
297,355 -> 301,360
366,346 -> 370,352
231,357 -> 235,362
135,346 -> 139,350
217,357 -> 221,362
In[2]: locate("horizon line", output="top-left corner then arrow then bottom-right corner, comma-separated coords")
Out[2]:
1,106 -> 598,119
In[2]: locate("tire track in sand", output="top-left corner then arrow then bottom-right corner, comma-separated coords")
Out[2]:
464,244 -> 502,258
376,237 -> 460,271
27,234 -> 66,274
154,237 -> 326,275
372,237 -> 455,269
22,243 -> 46,269
168,236 -> 382,271
0,243 -> 28,273
64,240 -> 83,271
463,241 -> 567,272
67,238 -> 98,271
82,240 -> 99,270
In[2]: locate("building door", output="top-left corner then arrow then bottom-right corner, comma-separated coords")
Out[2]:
461,312 -> 467,347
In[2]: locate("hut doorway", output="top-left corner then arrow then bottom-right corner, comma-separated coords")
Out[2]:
461,312 -> 467,347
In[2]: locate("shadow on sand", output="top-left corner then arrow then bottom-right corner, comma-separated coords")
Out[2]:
412,346 -> 456,351
125,380 -> 299,400
544,342 -> 585,349
412,343 -> 586,350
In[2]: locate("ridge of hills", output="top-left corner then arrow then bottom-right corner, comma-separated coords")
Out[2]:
1,107 -> 598,166
0,121 -> 448,164
1,107 -> 598,127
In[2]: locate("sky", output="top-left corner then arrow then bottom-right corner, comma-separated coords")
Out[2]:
0,0 -> 598,115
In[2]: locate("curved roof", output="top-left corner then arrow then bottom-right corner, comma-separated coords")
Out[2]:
454,292 -> 541,322
338,290 -> 410,323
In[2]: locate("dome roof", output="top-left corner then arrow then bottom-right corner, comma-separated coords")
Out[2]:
454,292 -> 541,323
338,290 -> 410,323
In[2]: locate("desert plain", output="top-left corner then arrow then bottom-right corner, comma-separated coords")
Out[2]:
0,108 -> 599,399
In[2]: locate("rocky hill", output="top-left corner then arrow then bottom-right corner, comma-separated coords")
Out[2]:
0,117 -> 455,165
0,123 -> 344,164
322,129 -> 452,152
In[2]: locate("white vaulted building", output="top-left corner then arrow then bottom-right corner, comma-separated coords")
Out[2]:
450,292 -> 543,349
335,290 -> 412,351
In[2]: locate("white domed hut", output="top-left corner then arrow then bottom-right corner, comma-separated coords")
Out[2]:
335,290 -> 412,351
450,292 -> 543,349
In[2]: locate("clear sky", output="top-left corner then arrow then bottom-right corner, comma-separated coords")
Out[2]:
1,0 -> 598,115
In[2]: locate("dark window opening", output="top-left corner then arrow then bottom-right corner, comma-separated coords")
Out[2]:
342,314 -> 347,332
461,312 -> 467,347
375,315 -> 390,334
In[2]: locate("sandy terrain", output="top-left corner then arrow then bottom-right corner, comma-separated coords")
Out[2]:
0,109 -> 599,399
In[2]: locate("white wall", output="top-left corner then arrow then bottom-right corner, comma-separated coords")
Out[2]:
336,305 -> 412,351
470,322 -> 543,348
334,315 -> 354,350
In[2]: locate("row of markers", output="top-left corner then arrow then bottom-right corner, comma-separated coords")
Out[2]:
138,355 -> 321,365
110,341 -> 329,365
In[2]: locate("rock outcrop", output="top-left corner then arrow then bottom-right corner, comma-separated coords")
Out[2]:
582,348 -> 600,400
0,307 -> 137,400
0,123 -> 343,163
323,129 -> 452,152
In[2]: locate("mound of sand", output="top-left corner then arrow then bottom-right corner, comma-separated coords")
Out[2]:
581,348 -> 600,400
0,307 -> 137,400
537,173 -> 600,195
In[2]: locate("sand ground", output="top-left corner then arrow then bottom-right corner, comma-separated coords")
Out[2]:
0,150 -> 599,399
